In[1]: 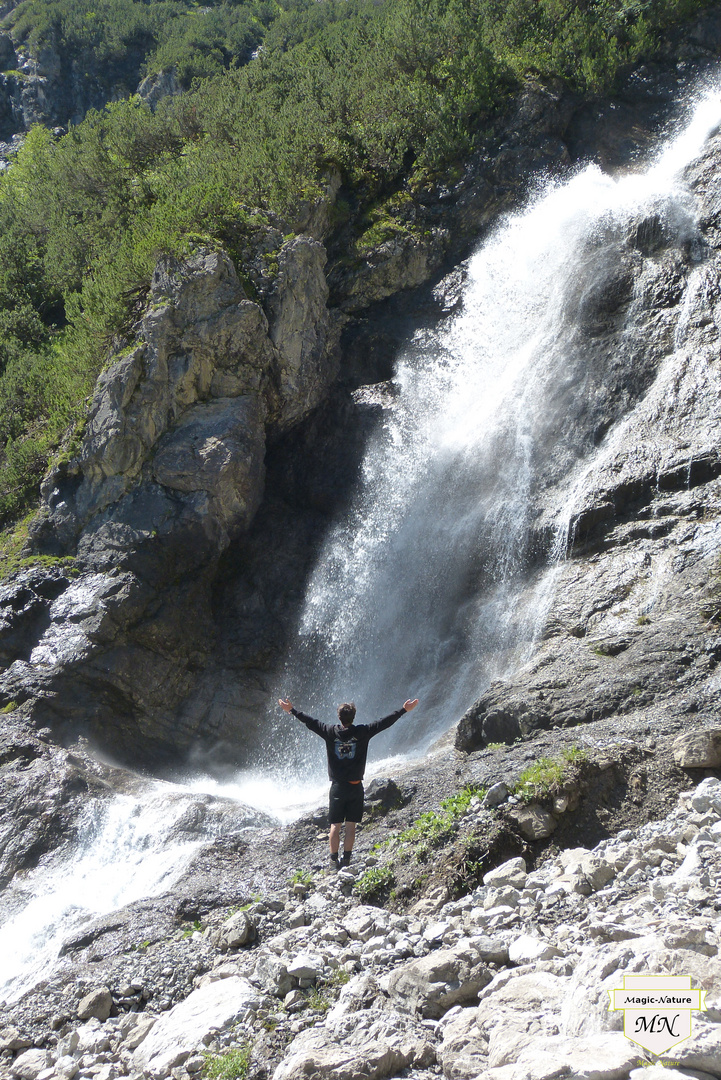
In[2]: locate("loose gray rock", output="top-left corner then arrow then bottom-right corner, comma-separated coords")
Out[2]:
219,909 -> 255,950
77,987 -> 113,1022
385,944 -> 492,1019
9,1048 -> 50,1080
133,976 -> 259,1076
673,728 -> 721,767
482,857 -> 527,890
508,804 -> 557,841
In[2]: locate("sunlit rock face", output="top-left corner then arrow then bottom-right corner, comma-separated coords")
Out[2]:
0,243 -> 338,761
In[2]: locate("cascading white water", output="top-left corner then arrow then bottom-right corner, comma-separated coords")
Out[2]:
0,785 -> 265,1006
270,80 -> 721,773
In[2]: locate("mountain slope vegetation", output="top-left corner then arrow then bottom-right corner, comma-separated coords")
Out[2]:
0,0 -> 715,542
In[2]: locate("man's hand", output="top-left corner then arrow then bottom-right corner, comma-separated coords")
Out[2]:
403,698 -> 419,712
278,698 -> 293,713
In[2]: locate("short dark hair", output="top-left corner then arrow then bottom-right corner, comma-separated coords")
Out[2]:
337,702 -> 356,726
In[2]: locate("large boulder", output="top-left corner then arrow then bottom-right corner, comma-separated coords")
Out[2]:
672,729 -> 721,767
133,976 -> 260,1076
385,942 -> 492,1019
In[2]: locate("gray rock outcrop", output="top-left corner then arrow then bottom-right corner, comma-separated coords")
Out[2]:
455,128 -> 721,756
0,243 -> 338,759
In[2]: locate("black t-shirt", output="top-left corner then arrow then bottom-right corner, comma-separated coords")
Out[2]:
291,707 -> 406,782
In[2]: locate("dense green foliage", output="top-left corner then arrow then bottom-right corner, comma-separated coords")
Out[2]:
0,0 -> 714,535
3,0 -> 279,85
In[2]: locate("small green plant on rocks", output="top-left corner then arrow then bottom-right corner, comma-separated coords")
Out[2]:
289,869 -> 314,888
181,919 -> 203,939
325,967 -> 350,989
378,784 -> 486,859
512,747 -> 588,802
305,986 -> 330,1013
355,863 -> 395,902
203,1045 -> 252,1080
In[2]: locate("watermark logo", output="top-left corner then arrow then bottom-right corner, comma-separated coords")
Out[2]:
608,975 -> 707,1057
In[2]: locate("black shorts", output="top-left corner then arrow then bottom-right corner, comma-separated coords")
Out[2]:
329,780 -> 364,824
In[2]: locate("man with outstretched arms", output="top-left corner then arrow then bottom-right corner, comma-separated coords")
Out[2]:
278,697 -> 419,870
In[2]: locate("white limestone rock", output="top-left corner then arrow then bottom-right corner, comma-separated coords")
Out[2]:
507,934 -> 563,965
671,1018 -> 721,1075
10,1049 -> 51,1080
286,953 -> 323,980
673,730 -> 721,768
385,943 -> 492,1018
218,908 -> 256,950
483,858 -> 527,890
133,976 -> 259,1077
504,1031 -> 640,1079
437,1007 -> 487,1079
254,955 -> 294,998
77,986 -> 113,1022
476,968 -> 570,1068
272,1024 -> 434,1080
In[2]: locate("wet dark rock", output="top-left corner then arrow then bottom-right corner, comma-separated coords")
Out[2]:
365,777 -> 406,815
0,713 -> 111,889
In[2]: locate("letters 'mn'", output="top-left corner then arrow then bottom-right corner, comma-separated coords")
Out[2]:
635,1014 -> 681,1036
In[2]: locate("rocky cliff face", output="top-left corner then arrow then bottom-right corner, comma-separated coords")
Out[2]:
456,129 -> 721,756
0,240 -> 338,761
0,30 -> 175,146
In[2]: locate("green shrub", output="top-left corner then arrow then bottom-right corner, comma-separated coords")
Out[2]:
305,986 -> 330,1012
355,863 -> 395,901
511,746 -> 588,802
203,1045 -> 252,1080
289,869 -> 314,887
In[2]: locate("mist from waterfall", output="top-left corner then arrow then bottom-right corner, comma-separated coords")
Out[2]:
266,81 -> 721,776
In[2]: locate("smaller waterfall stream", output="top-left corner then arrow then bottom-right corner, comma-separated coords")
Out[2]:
0,784 -> 270,1007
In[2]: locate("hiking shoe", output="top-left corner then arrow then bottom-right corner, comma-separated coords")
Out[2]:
329,854 -> 340,872
340,851 -> 352,868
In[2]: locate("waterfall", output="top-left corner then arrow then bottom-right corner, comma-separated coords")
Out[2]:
4,77 -> 721,1009
269,80 -> 721,775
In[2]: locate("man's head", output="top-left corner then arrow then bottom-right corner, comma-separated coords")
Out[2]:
337,702 -> 356,727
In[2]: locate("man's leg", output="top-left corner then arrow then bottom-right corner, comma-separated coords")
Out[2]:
328,782 -> 343,870
341,783 -> 364,867
343,821 -> 357,853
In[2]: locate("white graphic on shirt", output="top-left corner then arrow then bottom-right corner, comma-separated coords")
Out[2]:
334,738 -> 357,761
